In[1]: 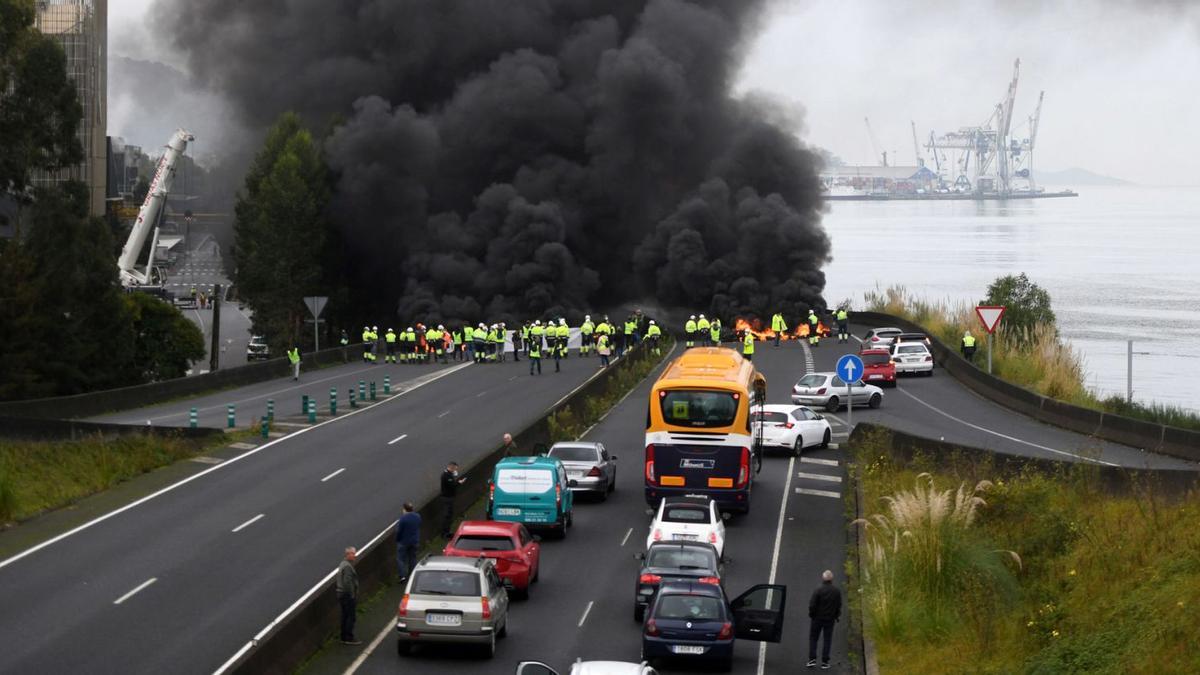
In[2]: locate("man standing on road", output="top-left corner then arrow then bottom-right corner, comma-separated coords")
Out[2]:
697,314 -> 711,347
502,433 -> 520,457
771,311 -> 787,348
396,503 -> 421,583
962,330 -> 977,362
807,570 -> 842,669
684,315 -> 697,348
440,461 -> 466,538
836,307 -> 850,343
288,346 -> 301,380
336,547 -> 361,645
808,309 -> 821,347
741,330 -> 755,361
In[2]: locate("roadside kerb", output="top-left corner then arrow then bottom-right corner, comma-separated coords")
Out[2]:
216,344 -> 662,675
852,311 -> 1200,462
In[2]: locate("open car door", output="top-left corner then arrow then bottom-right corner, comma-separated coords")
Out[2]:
729,584 -> 787,642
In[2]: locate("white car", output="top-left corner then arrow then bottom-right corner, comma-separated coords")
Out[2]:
753,404 -> 832,456
791,372 -> 884,412
646,497 -> 726,558
890,342 -> 934,376
516,661 -> 656,675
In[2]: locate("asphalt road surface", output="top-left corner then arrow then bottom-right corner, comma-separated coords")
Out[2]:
0,354 -> 605,675
171,234 -> 255,374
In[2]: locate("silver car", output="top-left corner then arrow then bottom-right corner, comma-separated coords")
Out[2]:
396,556 -> 510,658
791,372 -> 883,412
547,442 -> 617,499
516,661 -> 657,675
861,327 -> 903,351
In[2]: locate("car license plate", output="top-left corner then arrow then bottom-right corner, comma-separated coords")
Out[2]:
673,533 -> 698,541
868,374 -> 881,379
425,613 -> 462,626
568,471 -> 583,479
496,507 -> 521,516
672,645 -> 705,655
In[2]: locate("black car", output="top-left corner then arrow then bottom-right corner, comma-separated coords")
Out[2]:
642,581 -> 787,671
633,541 -> 723,622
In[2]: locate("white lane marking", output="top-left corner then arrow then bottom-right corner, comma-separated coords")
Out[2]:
231,514 -> 264,533
828,443 -> 840,450
895,387 -> 1119,467
387,434 -> 408,445
113,577 -> 157,605
621,527 -> 633,546
0,362 -> 473,573
824,412 -> 849,427
509,375 -> 519,381
852,335 -> 863,343
796,472 -> 843,483
578,600 -> 595,627
437,410 -> 450,418
342,617 -> 393,675
756,455 -> 796,675
320,468 -> 345,483
476,391 -> 488,397
795,487 -> 842,499
800,457 -> 839,466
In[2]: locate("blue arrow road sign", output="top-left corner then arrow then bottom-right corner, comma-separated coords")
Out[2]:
836,354 -> 865,383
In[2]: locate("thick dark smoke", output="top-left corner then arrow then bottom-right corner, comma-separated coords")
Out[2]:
154,0 -> 831,324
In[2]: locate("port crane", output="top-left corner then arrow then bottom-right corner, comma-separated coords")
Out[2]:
864,117 -> 888,167
117,129 -> 194,289
911,120 -> 925,167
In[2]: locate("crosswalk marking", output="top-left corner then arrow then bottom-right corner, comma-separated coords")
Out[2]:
800,456 -> 839,466
795,487 -> 842,499
796,471 -> 842,483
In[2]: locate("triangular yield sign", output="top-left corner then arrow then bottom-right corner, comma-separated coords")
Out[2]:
975,305 -> 1006,334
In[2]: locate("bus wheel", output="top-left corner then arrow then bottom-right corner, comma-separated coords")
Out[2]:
825,397 -> 840,413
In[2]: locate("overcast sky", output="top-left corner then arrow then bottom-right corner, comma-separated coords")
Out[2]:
109,0 -> 1200,184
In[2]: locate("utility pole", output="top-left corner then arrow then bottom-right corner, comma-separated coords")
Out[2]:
210,283 -> 222,372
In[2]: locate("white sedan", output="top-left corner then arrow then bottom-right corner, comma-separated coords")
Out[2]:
890,341 -> 935,376
516,661 -> 656,675
646,497 -> 726,558
753,404 -> 833,456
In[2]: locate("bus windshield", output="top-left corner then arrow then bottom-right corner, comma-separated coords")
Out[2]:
660,390 -> 739,428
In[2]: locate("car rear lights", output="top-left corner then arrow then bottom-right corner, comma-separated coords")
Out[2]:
645,445 -> 656,484
783,421 -> 794,429
398,594 -> 409,617
716,621 -> 733,639
639,573 -> 663,585
645,619 -> 660,636
480,596 -> 492,620
587,466 -> 602,477
816,387 -> 826,395
652,529 -> 663,541
555,483 -> 562,507
489,482 -> 495,501
698,576 -> 720,585
924,356 -> 933,361
708,531 -> 718,544
736,447 -> 750,488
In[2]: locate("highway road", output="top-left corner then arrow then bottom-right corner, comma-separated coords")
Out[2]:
339,328 -> 1196,675
171,233 -> 255,374
0,354 -> 606,675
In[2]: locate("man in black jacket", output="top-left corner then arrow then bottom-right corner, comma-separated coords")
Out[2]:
440,461 -> 466,538
807,569 -> 841,669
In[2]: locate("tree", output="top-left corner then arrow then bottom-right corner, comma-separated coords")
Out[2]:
983,273 -> 1056,342
234,113 -> 340,353
123,292 -> 205,381
0,0 -> 83,229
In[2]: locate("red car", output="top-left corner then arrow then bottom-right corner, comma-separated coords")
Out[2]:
858,348 -> 896,387
442,520 -> 541,598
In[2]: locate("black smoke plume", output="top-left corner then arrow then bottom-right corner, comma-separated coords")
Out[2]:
154,0 -> 831,324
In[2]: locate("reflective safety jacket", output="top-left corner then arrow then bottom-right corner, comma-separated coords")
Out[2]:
528,339 -> 541,358
532,325 -> 545,339
362,329 -> 372,342
685,320 -> 697,334
771,313 -> 787,332
453,330 -> 463,344
697,318 -> 710,331
385,330 -> 397,343
647,325 -> 662,338
837,309 -> 848,322
962,334 -> 976,347
808,313 -> 819,326
596,322 -> 610,336
556,325 -> 569,339
288,348 -> 300,364
464,326 -> 474,341
581,321 -> 594,335
624,320 -> 635,335
743,333 -> 755,355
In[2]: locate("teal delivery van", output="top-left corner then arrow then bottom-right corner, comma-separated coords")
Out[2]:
487,456 -> 576,537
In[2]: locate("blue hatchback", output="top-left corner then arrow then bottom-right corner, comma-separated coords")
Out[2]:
641,581 -> 786,671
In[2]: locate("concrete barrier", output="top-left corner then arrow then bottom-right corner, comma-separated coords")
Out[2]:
852,311 -> 1200,464
220,342 -> 664,675
0,346 -> 357,421
0,415 -> 224,442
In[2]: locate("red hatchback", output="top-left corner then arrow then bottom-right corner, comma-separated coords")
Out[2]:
443,521 -> 541,598
859,348 -> 896,387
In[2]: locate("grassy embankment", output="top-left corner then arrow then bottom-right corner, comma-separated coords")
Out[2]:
863,285 -> 1200,431
852,429 -> 1200,674
0,431 -> 251,525
547,338 -> 673,441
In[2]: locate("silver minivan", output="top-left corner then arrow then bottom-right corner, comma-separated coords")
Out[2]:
397,556 -> 510,658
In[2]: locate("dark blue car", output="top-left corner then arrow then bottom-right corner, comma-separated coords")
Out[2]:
641,581 -> 786,671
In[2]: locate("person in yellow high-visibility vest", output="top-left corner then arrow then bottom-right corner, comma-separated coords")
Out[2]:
646,320 -> 662,356
288,346 -> 301,380
742,330 -> 755,361
685,315 -> 697,348
697,315 -> 711,346
961,330 -> 977,362
807,310 -> 820,347
771,312 -> 787,348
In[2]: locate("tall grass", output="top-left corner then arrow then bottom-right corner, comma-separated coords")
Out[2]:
863,284 -> 1200,428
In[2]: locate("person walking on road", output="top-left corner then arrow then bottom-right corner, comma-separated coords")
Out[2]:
396,502 -> 421,583
440,461 -> 466,538
741,330 -> 755,361
808,309 -> 821,347
771,312 -> 787,348
502,433 -> 520,457
962,330 -> 977,362
288,346 -> 301,380
597,333 -> 611,367
336,547 -> 361,645
807,570 -> 842,669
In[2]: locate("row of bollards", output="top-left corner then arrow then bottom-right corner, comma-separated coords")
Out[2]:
211,379 -> 388,431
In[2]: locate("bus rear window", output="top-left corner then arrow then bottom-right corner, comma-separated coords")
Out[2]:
660,390 -> 738,428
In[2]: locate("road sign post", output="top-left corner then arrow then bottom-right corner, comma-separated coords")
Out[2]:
836,354 -> 865,431
303,296 -> 329,352
974,306 -> 1007,375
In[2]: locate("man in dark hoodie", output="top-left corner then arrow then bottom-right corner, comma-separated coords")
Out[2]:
807,569 -> 842,669
395,502 -> 421,582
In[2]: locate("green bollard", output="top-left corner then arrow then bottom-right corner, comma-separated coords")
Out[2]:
358,380 -> 366,401
330,387 -> 337,415
350,388 -> 357,409
370,381 -> 377,401
260,416 -> 269,439
302,394 -> 309,415
227,404 -> 235,429
267,399 -> 275,422
384,375 -> 391,395
189,407 -> 198,429
307,399 -> 317,423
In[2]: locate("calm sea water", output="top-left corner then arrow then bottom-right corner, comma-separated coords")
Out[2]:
821,186 -> 1200,412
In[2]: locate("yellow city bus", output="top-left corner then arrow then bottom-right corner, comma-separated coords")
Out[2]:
644,347 -> 766,514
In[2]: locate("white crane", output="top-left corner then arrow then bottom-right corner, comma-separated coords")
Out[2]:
864,117 -> 887,167
911,120 -> 925,167
118,129 -> 194,288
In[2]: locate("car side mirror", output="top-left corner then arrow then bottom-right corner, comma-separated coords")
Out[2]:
568,479 -> 578,488
610,455 -> 618,461
635,552 -> 645,560
532,534 -> 543,543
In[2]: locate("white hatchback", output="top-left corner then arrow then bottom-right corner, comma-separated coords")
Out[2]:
890,342 -> 934,375
753,404 -> 832,456
646,497 -> 726,558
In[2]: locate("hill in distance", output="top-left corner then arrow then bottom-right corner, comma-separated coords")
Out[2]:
1035,167 -> 1132,186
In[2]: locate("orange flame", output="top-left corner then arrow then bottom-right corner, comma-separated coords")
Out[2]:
734,317 -> 831,341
